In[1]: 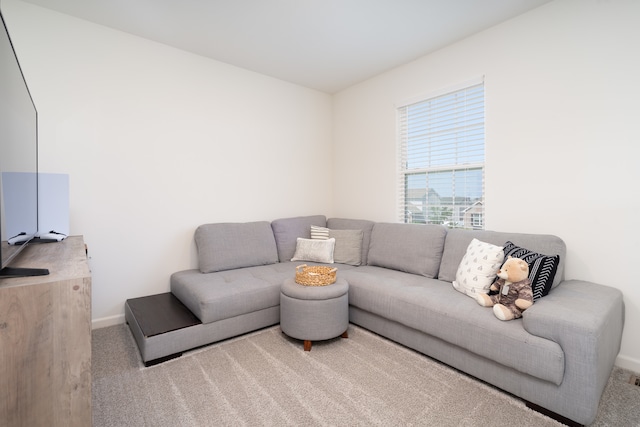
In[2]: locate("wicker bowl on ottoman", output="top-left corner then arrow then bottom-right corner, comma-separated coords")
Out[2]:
280,276 -> 349,351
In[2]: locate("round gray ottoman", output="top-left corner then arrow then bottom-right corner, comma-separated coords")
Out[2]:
280,277 -> 349,351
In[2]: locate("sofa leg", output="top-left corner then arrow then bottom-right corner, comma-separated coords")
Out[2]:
525,401 -> 583,427
304,340 -> 312,351
341,330 -> 349,339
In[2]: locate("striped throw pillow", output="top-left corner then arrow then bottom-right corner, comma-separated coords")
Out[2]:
310,225 -> 330,240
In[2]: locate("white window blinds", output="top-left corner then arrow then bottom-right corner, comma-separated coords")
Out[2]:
397,81 -> 485,229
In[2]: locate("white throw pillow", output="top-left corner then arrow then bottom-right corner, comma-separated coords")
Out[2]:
291,238 -> 335,263
452,238 -> 504,297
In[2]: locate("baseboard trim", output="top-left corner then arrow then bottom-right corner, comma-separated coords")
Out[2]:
92,314 -> 125,330
615,354 -> 640,374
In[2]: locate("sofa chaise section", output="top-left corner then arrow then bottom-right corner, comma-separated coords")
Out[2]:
344,223 -> 624,426
343,265 -> 565,385
164,220 -> 287,364
167,216 -> 357,365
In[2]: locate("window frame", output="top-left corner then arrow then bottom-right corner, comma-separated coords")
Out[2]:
397,78 -> 485,229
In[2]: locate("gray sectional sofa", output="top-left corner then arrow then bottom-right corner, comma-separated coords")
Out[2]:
140,215 -> 623,426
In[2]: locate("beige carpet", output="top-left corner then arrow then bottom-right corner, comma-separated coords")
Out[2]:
92,324 -> 639,426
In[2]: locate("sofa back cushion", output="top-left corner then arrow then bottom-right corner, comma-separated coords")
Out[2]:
439,229 -> 566,289
367,223 -> 447,278
271,215 -> 327,262
327,218 -> 375,265
195,221 -> 279,273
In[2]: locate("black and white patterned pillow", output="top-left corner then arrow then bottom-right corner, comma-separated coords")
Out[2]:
502,241 -> 560,300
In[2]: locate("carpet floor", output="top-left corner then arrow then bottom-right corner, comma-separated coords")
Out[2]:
92,324 -> 640,426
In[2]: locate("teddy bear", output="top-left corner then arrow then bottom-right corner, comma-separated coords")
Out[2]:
475,256 -> 533,321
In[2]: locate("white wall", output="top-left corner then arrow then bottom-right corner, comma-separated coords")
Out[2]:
3,1 -> 333,326
333,0 -> 640,371
5,0 -> 639,372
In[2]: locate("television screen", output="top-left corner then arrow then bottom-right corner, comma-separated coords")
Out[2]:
0,10 -> 40,271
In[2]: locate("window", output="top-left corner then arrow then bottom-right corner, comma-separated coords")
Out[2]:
398,80 -> 485,229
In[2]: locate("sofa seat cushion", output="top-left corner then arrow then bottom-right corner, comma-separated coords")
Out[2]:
341,266 -> 565,385
171,264 -> 287,324
171,262 -> 358,324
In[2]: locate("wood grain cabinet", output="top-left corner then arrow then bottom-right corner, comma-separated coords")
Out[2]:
0,236 -> 91,427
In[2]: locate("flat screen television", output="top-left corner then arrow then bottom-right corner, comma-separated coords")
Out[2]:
0,9 -> 48,278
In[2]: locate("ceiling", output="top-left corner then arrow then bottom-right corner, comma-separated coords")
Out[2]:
21,0 -> 552,93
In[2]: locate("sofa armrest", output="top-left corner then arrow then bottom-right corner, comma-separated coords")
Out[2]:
522,280 -> 624,421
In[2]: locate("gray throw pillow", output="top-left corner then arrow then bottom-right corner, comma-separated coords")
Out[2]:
327,218 -> 375,265
310,226 -> 364,266
329,229 -> 363,266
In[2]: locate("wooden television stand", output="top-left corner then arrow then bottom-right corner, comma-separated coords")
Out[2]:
0,236 -> 92,427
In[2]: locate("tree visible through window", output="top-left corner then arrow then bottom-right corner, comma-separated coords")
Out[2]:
398,81 -> 485,229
